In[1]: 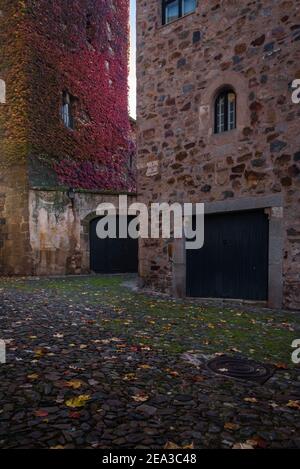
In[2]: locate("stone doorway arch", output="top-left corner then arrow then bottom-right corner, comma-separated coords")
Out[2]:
81,211 -> 98,273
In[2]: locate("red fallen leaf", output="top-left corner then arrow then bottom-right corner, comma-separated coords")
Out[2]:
248,436 -> 268,449
35,409 -> 49,418
274,363 -> 288,369
69,411 -> 81,419
190,375 -> 205,383
130,346 -> 139,352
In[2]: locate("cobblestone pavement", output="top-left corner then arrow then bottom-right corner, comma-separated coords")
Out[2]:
0,276 -> 300,449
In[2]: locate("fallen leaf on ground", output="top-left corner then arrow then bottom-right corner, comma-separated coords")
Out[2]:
64,380 -> 83,390
165,368 -> 180,377
275,363 -> 288,369
224,422 -> 240,431
248,437 -> 268,449
244,397 -> 258,403
132,393 -> 149,403
69,411 -> 81,419
164,442 -> 194,449
34,348 -> 47,358
286,400 -> 300,410
35,409 -> 49,418
232,442 -> 254,449
141,345 -> 151,351
191,375 -> 205,383
27,373 -> 39,380
123,373 -> 137,381
138,364 -> 152,370
65,395 -> 91,408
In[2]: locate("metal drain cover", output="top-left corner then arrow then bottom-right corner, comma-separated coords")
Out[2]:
207,355 -> 274,384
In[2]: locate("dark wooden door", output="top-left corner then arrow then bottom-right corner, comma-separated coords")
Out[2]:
90,216 -> 138,274
186,210 -> 269,300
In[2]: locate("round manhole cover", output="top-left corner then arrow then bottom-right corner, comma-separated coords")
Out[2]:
207,355 -> 274,384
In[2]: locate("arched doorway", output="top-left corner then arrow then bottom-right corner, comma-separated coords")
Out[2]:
89,216 -> 138,274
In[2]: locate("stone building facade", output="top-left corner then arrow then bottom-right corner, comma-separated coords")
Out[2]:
137,0 -> 300,309
0,0 -> 135,276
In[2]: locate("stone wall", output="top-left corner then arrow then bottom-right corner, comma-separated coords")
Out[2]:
137,0 -> 300,309
0,2 -> 33,275
0,166 -> 33,275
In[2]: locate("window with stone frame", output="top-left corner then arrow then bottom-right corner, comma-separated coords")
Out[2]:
162,0 -> 196,25
61,91 -> 75,129
214,88 -> 237,134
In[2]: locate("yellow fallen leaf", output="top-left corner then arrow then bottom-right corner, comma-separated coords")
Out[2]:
34,348 -> 46,358
27,373 -> 39,380
123,373 -> 137,381
138,364 -> 152,370
286,400 -> 300,410
65,395 -> 91,408
65,380 -> 83,390
244,397 -> 258,403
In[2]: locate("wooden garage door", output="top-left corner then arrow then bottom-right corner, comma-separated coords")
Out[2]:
186,210 -> 269,300
90,216 -> 138,274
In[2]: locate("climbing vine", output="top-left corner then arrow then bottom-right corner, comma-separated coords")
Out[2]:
0,1 -> 30,169
0,0 -> 135,192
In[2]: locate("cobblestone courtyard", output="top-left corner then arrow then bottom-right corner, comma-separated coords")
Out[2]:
0,275 -> 300,449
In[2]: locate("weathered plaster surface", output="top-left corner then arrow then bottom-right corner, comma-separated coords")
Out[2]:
29,190 -> 137,276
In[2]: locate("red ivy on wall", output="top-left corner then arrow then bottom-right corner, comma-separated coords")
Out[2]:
23,0 -> 135,191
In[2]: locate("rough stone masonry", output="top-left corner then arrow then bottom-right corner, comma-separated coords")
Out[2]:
137,0 -> 300,309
